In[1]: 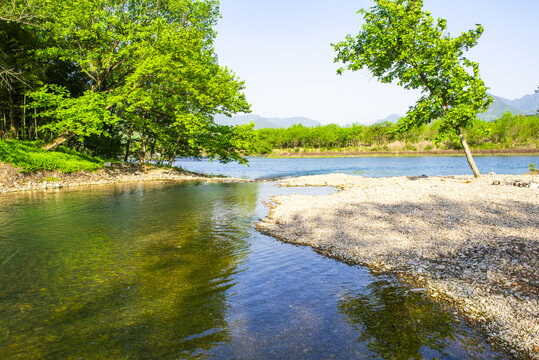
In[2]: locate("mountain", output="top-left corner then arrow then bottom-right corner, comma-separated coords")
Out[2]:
478,92 -> 539,121
215,91 -> 538,128
478,95 -> 525,121
376,92 -> 539,124
375,113 -> 402,124
215,114 -> 321,129
503,91 -> 539,114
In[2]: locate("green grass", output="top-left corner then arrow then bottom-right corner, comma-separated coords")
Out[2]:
0,140 -> 104,173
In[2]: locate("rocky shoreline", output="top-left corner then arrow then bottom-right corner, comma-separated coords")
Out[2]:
256,173 -> 539,359
0,162 -> 248,194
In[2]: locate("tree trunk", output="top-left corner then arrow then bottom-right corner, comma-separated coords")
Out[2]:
458,128 -> 481,178
158,148 -> 165,165
124,124 -> 134,162
21,94 -> 26,140
149,138 -> 157,163
139,135 -> 146,164
43,131 -> 76,151
34,106 -> 37,140
168,136 -> 182,166
8,95 -> 17,138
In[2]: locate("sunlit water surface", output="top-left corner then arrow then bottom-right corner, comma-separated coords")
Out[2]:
0,182 -> 508,359
175,155 -> 538,179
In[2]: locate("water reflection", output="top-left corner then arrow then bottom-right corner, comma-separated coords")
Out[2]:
338,280 -> 496,360
0,182 -> 258,359
0,182 -> 507,359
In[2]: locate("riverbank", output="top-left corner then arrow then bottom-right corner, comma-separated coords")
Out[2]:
257,173 -> 539,359
265,147 -> 539,158
0,162 -> 248,194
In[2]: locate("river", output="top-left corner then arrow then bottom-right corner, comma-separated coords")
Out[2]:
2,156 -> 533,359
174,155 -> 538,179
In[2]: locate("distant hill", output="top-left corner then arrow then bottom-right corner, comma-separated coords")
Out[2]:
507,91 -> 539,114
478,95 -> 526,121
375,113 -> 402,124
479,92 -> 539,121
216,91 -> 538,128
215,114 -> 321,129
375,92 -> 539,124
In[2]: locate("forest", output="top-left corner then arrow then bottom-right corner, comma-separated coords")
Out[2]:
1,0 -> 254,166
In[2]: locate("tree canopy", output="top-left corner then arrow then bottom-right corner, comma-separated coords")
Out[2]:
1,0 -> 253,165
333,0 -> 492,177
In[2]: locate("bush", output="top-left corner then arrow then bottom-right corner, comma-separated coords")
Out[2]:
404,143 -> 417,151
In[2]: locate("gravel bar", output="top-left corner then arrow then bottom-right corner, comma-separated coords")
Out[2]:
256,173 -> 539,359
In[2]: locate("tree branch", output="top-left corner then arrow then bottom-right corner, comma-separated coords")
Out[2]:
0,0 -> 38,26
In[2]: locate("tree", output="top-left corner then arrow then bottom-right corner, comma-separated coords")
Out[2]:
0,0 -> 40,91
25,0 -> 252,164
333,0 -> 492,177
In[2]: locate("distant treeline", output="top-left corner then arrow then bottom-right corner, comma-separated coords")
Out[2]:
252,113 -> 539,153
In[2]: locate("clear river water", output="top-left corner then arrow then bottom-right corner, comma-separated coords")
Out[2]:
2,156 -> 536,359
174,155 -> 538,180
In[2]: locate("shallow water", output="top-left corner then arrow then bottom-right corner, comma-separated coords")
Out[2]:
175,155 -> 538,179
0,182 -> 507,359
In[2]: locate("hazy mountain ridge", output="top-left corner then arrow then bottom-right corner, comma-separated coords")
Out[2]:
217,92 -> 537,129
375,113 -> 402,124
478,95 -> 526,121
215,114 -> 321,129
377,91 -> 539,124
505,92 -> 539,114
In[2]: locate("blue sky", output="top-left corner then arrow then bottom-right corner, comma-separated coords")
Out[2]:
214,0 -> 539,125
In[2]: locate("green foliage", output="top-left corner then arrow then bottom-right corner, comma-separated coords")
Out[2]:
529,163 -> 537,172
333,0 -> 491,152
249,114 -> 539,153
466,113 -> 539,148
27,84 -> 118,140
0,140 -> 102,172
1,0 -> 253,166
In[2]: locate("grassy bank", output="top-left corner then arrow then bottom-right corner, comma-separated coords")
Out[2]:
0,140 -> 246,194
0,140 -> 105,173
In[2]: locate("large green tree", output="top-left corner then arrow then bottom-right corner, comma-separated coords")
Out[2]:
333,0 -> 492,177
24,0 -> 252,164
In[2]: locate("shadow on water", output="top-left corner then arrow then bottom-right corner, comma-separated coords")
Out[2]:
338,280 -> 500,360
